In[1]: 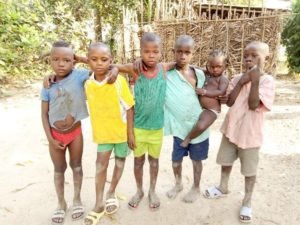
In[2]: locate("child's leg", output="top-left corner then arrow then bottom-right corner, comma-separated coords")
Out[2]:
181,110 -> 217,147
67,133 -> 84,219
182,160 -> 202,203
243,176 -> 256,207
167,137 -> 188,199
148,155 -> 160,209
166,160 -> 183,199
49,145 -> 67,224
219,165 -> 232,193
128,155 -> 145,208
239,148 -> 259,222
106,157 -> 126,197
93,151 -> 112,213
182,138 -> 208,203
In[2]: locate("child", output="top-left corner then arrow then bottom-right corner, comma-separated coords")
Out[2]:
114,32 -> 175,210
83,42 -> 135,225
164,35 -> 210,203
41,41 -> 89,225
204,41 -> 275,223
180,49 -> 229,147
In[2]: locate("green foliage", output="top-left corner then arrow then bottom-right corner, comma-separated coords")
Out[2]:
281,0 -> 300,74
0,0 -> 92,82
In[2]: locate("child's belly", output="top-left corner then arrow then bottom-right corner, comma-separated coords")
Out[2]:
53,114 -> 75,130
199,96 -> 221,112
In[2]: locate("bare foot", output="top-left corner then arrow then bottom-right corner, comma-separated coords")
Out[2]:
128,190 -> 144,209
182,187 -> 200,203
166,184 -> 183,199
148,191 -> 160,210
180,138 -> 190,148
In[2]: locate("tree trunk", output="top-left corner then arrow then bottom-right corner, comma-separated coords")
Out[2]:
95,7 -> 102,41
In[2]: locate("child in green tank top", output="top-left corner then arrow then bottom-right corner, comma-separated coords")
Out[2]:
115,32 -> 175,210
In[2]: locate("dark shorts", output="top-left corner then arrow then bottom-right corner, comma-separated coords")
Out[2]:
172,137 -> 209,161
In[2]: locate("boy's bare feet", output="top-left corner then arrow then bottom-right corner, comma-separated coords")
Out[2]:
128,190 -> 144,209
180,138 -> 191,148
148,191 -> 160,210
182,187 -> 200,203
166,183 -> 183,199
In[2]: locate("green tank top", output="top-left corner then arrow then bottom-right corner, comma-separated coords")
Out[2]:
134,64 -> 166,130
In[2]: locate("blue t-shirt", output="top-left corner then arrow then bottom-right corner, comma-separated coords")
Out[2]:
41,68 -> 89,130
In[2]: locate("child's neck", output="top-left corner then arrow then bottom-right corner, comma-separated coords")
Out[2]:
176,64 -> 190,72
55,70 -> 72,81
94,71 -> 108,82
144,64 -> 158,73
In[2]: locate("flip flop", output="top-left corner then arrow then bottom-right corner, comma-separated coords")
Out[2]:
71,205 -> 85,221
240,206 -> 252,223
204,186 -> 227,199
105,196 -> 119,215
51,209 -> 65,225
83,211 -> 105,225
148,195 -> 160,211
128,196 -> 143,209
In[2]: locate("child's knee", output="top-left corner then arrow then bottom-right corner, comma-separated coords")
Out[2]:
172,161 -> 182,168
115,158 -> 125,169
149,158 -> 159,168
96,161 -> 109,174
69,161 -> 82,170
134,157 -> 145,167
54,163 -> 67,173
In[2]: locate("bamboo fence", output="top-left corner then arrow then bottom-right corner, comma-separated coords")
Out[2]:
116,1 -> 289,76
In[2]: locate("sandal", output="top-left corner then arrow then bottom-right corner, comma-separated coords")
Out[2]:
83,211 -> 105,225
240,206 -> 252,223
105,196 -> 119,215
51,209 -> 65,225
71,205 -> 85,220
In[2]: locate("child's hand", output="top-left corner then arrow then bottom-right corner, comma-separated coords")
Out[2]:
238,72 -> 251,86
127,132 -> 136,150
107,66 -> 118,84
43,73 -> 56,88
196,88 -> 206,96
218,94 -> 229,104
133,58 -> 147,74
74,54 -> 88,64
50,139 -> 65,151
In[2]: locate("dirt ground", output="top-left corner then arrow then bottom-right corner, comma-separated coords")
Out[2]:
0,79 -> 299,225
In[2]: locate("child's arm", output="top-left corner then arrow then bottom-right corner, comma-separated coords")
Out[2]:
112,63 -> 135,75
126,107 -> 135,149
196,76 -> 229,98
248,65 -> 262,110
41,101 -> 65,150
227,73 -> 251,107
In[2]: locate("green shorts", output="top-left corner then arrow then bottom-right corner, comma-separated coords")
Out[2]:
134,128 -> 163,159
97,142 -> 129,158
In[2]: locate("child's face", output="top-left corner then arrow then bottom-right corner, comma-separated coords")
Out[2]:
140,41 -> 161,68
174,45 -> 193,67
243,46 -> 265,70
88,47 -> 112,75
207,56 -> 226,77
50,47 -> 74,77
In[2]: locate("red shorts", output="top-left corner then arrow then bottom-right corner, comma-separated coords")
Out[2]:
51,126 -> 82,146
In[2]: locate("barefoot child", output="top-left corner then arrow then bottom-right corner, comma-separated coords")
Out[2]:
41,41 -> 89,224
204,41 -> 275,223
113,32 -> 175,210
164,35 -> 210,203
83,42 -> 135,225
180,49 -> 229,147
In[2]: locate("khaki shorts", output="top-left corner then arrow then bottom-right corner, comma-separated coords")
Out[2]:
216,135 -> 259,176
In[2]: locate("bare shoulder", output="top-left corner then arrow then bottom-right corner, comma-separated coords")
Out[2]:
220,75 -> 229,84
